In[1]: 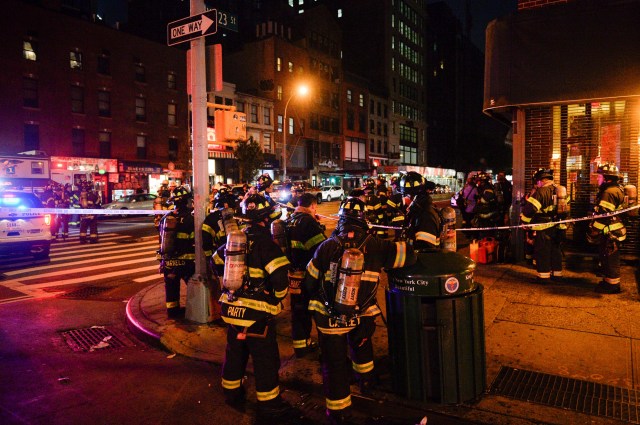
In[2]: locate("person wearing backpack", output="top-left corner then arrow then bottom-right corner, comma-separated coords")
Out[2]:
303,197 -> 416,425
211,193 -> 299,422
285,192 -> 326,357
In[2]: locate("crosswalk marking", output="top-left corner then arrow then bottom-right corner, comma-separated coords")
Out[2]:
27,265 -> 160,290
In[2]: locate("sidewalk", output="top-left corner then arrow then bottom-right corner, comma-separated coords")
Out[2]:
126,247 -> 639,425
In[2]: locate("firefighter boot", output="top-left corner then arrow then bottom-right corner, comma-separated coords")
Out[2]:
223,386 -> 246,412
256,397 -> 301,424
595,281 -> 622,294
326,408 -> 359,425
167,306 -> 185,319
357,372 -> 378,396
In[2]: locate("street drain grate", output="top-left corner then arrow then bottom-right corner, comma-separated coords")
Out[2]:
61,327 -> 128,352
489,366 -> 640,423
58,286 -> 113,299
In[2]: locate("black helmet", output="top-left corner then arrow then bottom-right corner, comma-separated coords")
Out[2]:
597,163 -> 620,179
256,174 -> 273,192
242,193 -> 274,222
214,187 -> 235,209
171,186 -> 192,205
532,168 -> 553,182
338,197 -> 367,223
363,178 -> 376,190
390,176 -> 399,187
398,171 -> 426,196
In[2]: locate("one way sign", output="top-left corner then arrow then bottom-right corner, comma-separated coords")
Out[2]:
167,10 -> 217,46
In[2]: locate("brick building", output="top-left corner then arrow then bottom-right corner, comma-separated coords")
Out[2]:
484,0 -> 640,257
0,0 -> 189,201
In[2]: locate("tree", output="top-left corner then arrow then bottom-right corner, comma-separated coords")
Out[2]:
234,136 -> 264,183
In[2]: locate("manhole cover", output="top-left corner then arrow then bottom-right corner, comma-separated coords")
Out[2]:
58,286 -> 113,299
61,327 -> 130,352
490,366 -> 640,423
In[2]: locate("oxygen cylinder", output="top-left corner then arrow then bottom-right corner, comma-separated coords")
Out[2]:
440,206 -> 457,252
554,184 -> 569,216
80,190 -> 88,209
159,214 -> 178,258
333,248 -> 365,315
624,184 -> 638,216
221,207 -> 239,235
271,219 -> 287,252
223,230 -> 247,293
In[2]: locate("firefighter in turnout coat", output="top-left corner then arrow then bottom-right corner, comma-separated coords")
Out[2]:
588,163 -> 627,294
303,197 -> 416,425
212,193 -> 297,422
399,171 -> 442,252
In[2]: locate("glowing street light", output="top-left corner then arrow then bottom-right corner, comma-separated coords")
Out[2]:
283,84 -> 309,182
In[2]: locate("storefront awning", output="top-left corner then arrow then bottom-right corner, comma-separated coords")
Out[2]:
484,1 -> 640,115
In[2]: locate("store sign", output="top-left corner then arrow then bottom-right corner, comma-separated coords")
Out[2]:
119,161 -> 163,174
318,160 -> 338,168
52,156 -> 118,173
262,159 -> 280,169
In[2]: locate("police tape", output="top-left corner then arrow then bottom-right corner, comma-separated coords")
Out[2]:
0,207 -> 168,216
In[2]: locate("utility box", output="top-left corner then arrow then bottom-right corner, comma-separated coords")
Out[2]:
386,250 -> 486,404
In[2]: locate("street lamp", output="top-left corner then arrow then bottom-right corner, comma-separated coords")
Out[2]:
283,84 -> 309,182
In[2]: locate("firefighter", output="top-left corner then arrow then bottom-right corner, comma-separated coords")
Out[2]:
472,172 -> 501,239
520,169 -> 564,283
68,183 -> 81,227
40,184 -> 57,236
255,174 -> 282,221
284,192 -> 326,357
154,180 -> 172,232
398,171 -> 442,252
52,184 -> 70,240
211,193 -> 298,422
157,186 -> 196,319
202,186 -> 238,259
588,163 -> 627,294
362,178 -> 385,238
303,197 -> 416,425
79,181 -> 101,244
285,184 -> 305,213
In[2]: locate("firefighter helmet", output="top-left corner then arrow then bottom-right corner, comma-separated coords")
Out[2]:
242,193 -> 274,222
532,168 -> 554,182
171,186 -> 192,206
398,171 -> 426,196
214,187 -> 235,209
597,163 -> 620,179
256,174 -> 274,192
390,176 -> 399,187
338,197 -> 367,223
363,178 -> 376,190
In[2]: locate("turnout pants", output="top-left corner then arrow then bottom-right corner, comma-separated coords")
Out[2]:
599,239 -> 621,285
79,215 -> 98,243
534,227 -> 563,279
163,261 -> 195,309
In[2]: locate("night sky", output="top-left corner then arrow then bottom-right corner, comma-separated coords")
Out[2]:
427,0 -> 518,51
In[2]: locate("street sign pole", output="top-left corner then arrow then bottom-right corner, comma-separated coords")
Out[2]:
185,0 -> 213,323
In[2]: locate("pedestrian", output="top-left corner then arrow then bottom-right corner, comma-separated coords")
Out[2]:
587,163 -> 627,294
519,169 -> 564,283
285,192 -> 326,357
398,171 -> 442,251
157,186 -> 196,319
212,193 -> 298,422
303,197 -> 416,425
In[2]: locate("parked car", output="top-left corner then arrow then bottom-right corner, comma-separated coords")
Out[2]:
320,185 -> 345,202
102,193 -> 158,217
0,191 -> 52,259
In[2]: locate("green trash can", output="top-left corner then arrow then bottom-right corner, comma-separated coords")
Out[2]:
386,250 -> 486,404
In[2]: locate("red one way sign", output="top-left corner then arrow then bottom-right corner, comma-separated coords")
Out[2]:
167,10 -> 217,46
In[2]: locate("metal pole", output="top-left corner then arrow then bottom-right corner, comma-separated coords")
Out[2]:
185,0 -> 211,323
282,93 -> 295,182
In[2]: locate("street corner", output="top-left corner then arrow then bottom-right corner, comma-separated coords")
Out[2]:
159,320 -> 227,363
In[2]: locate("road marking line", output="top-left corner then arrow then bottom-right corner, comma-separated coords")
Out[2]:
133,274 -> 163,283
25,265 -> 161,289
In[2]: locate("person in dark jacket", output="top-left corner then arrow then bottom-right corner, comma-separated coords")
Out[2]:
285,192 -> 326,357
588,163 -> 627,294
79,181 -> 101,244
303,197 -> 416,425
212,193 -> 298,422
520,169 -> 563,284
398,171 -> 442,252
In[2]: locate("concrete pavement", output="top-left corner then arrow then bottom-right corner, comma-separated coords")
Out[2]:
126,245 -> 640,425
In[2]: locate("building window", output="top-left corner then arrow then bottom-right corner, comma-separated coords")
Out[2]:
383,124 -> 388,136
97,50 -> 110,75
24,123 -> 39,151
345,139 -> 366,162
99,131 -> 111,158
168,103 -> 177,126
136,134 -> 147,159
72,128 -> 85,156
167,72 -> 177,89
277,57 -> 282,72
70,51 -> 83,70
288,61 -> 294,73
23,77 -> 38,108
370,99 -> 375,114
288,117 -> 294,135
136,96 -> 146,121
277,115 -> 283,132
384,141 -> 388,154
369,119 -> 375,133
97,90 -> 111,117
359,94 -> 364,107
135,63 -> 146,83
347,109 -> 355,130
263,133 -> 272,153
71,85 -> 84,113
346,89 -> 352,103
250,104 -> 258,123
263,107 -> 271,125
236,101 -> 245,112
277,85 -> 283,100
168,137 -> 178,161
377,122 -> 381,135
377,140 -> 382,153
370,139 -> 374,152
23,40 -> 37,61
